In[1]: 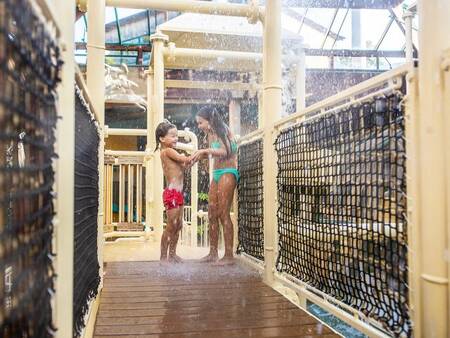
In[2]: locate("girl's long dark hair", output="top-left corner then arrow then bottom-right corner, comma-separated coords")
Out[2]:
197,106 -> 232,157
155,120 -> 176,151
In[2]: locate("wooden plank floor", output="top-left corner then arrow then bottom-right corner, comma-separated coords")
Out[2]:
94,261 -> 339,338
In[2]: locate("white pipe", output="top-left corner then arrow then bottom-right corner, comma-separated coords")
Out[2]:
105,150 -> 148,157
87,0 -> 105,289
104,0 -> 263,20
295,48 -> 306,113
127,165 -> 132,222
188,132 -> 198,247
54,0 -> 74,335
262,0 -> 282,287
164,79 -> 257,91
119,165 -> 124,223
403,10 -> 414,63
105,127 -> 147,137
104,231 -> 146,239
417,0 -> 450,335
164,46 -> 262,62
150,32 -> 168,239
145,67 -> 154,231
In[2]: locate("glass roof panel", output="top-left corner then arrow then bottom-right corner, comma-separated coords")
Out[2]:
74,0 -> 417,66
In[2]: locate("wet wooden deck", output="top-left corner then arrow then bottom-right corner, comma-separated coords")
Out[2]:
94,261 -> 339,338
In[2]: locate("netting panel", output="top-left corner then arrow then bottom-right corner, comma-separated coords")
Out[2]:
73,87 -> 101,337
0,0 -> 62,336
237,139 -> 264,261
276,92 -> 411,337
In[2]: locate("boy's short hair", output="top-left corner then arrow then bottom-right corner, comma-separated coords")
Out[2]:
155,120 -> 176,151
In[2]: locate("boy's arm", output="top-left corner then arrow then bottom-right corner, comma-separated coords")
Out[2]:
164,148 -> 190,165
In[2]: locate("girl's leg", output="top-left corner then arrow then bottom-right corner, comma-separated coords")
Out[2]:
216,174 -> 237,265
199,180 -> 219,262
168,206 -> 184,262
160,208 -> 178,261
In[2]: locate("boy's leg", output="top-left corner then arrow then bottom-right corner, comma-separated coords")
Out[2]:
168,206 -> 184,262
160,208 -> 177,261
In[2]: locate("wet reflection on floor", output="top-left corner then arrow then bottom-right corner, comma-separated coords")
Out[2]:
94,261 -> 339,337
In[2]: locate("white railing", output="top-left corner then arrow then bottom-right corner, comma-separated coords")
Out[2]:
236,63 -> 416,338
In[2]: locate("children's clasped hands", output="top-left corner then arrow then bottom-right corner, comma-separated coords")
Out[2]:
185,149 -> 208,168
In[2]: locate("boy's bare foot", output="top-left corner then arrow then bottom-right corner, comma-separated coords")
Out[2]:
212,257 -> 235,266
197,253 -> 219,263
159,258 -> 169,266
168,254 -> 184,263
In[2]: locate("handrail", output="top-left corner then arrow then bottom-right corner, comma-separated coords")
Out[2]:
75,65 -> 101,123
274,63 -> 412,131
237,129 -> 264,146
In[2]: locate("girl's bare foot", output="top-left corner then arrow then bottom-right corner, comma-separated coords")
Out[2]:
197,253 -> 219,263
212,257 -> 235,266
159,258 -> 169,266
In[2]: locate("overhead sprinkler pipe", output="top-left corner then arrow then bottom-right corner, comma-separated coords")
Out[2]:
102,0 -> 263,22
164,45 -> 263,63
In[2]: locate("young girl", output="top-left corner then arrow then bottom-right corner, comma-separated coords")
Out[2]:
155,120 -> 191,263
189,107 -> 239,265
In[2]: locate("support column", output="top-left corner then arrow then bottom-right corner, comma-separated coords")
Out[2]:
262,0 -> 282,286
55,1 -> 75,336
296,47 -> 306,112
87,0 -> 105,283
417,1 -> 450,336
150,32 -> 169,239
145,67 -> 154,231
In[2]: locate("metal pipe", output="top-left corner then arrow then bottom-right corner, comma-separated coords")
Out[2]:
105,150 -> 148,157
403,10 -> 414,63
54,0 -> 75,335
103,0 -> 263,20
145,67 -> 154,231
164,45 -> 263,62
119,165 -> 124,222
87,0 -> 105,288
150,32 -> 168,239
295,48 -> 306,113
262,0 -> 282,286
105,127 -> 147,137
417,0 -> 450,335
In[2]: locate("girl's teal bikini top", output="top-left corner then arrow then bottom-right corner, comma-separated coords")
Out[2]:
211,140 -> 238,154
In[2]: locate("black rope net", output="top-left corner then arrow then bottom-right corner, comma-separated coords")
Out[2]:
275,91 -> 411,337
0,0 -> 62,336
73,87 -> 101,337
237,139 -> 264,261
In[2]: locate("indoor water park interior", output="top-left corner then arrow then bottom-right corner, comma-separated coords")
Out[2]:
1,0 -> 450,337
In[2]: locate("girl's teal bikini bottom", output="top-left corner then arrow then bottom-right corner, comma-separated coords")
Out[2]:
212,168 -> 240,183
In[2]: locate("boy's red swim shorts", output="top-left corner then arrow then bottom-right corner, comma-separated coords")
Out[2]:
162,188 -> 184,210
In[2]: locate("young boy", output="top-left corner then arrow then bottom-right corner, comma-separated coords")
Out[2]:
155,120 -> 191,263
